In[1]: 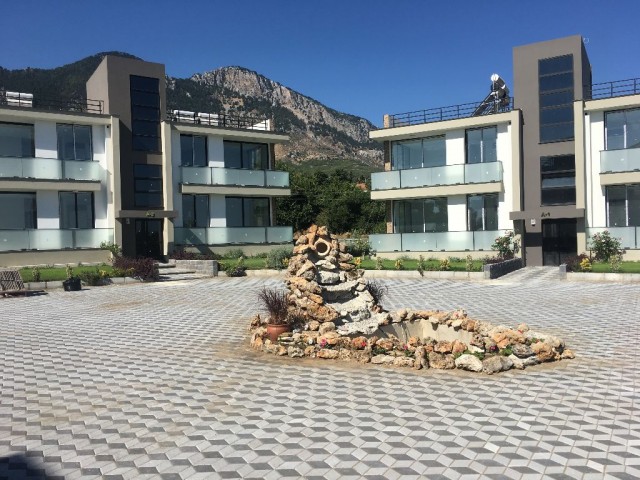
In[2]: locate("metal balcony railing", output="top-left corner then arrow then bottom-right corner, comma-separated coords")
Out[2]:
369,230 -> 506,252
180,166 -> 289,188
0,157 -> 102,181
167,110 -> 273,131
587,78 -> 640,100
0,229 -> 113,252
174,226 -> 293,245
0,90 -> 103,114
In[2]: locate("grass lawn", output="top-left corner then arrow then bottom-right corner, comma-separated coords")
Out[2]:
219,257 -> 274,271
19,265 -> 116,283
589,261 -> 640,273
354,258 -> 484,272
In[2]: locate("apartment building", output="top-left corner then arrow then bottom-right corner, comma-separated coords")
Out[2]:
0,55 -> 292,266
369,35 -> 640,266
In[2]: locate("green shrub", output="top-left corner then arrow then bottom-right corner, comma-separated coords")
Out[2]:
79,267 -> 110,286
417,255 -> 426,277
375,257 -> 384,270
589,230 -> 622,262
492,231 -> 519,259
465,255 -> 474,272
265,247 -> 293,269
113,257 -> 159,281
31,266 -> 41,282
439,258 -> 451,271
224,257 -> 247,277
394,259 -> 404,270
257,287 -> 289,324
223,248 -> 245,259
346,235 -> 371,257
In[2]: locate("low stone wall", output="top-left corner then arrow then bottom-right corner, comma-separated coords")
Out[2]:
364,270 -> 484,280
170,259 -> 219,277
483,258 -> 523,279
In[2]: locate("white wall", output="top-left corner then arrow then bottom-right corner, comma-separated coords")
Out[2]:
208,136 -> 224,168
92,125 -> 109,228
171,131 -> 183,226
36,191 -> 59,229
34,121 -> 57,159
447,195 -> 467,231
496,123 -> 512,230
445,131 -> 464,165
587,112 -> 607,228
210,195 -> 226,227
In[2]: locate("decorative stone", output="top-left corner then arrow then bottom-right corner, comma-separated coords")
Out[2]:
451,340 -> 466,355
276,346 -> 288,356
451,319 -> 463,329
315,259 -> 337,271
319,331 -> 340,346
317,271 -> 340,285
376,338 -> 394,351
455,354 -> 483,372
511,344 -> 534,358
482,355 -> 513,374
338,349 -> 352,361
371,355 -> 395,365
408,336 -> 420,347
304,346 -> 315,356
353,351 -> 371,364
434,341 -> 453,354
317,349 -> 339,359
465,319 -> 477,332
318,322 -> 336,335
393,357 -> 414,368
351,336 -> 368,350
308,320 -> 320,331
517,323 -> 529,332
561,349 -> 575,359
287,347 -> 304,358
413,346 -> 428,370
428,352 -> 455,369
531,342 -> 555,362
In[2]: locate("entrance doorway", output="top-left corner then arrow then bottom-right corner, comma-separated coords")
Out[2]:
135,219 -> 163,259
542,219 -> 577,266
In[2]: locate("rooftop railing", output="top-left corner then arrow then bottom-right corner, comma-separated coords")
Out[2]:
385,98 -> 514,128
587,78 -> 640,100
0,90 -> 104,114
168,110 -> 273,131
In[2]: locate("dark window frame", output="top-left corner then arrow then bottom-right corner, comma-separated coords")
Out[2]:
133,163 -> 164,209
223,140 -> 270,170
182,194 -> 209,228
465,126 -> 498,164
56,123 -> 93,161
538,54 -> 574,144
130,75 -> 161,153
605,107 -> 640,151
0,121 -> 35,158
180,134 -> 208,167
225,196 -> 271,227
392,197 -> 448,233
606,184 -> 640,227
0,192 -> 37,229
390,135 -> 446,171
540,155 -> 576,206
467,194 -> 499,231
59,191 -> 95,230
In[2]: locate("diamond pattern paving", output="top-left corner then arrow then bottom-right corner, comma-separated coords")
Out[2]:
1,276 -> 639,479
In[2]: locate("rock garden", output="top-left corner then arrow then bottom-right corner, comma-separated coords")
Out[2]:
249,225 -> 574,374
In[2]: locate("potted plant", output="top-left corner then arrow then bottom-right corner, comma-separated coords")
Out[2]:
257,287 -> 291,342
62,265 -> 82,291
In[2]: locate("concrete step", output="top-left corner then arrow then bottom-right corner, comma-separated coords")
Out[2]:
498,266 -> 562,283
158,272 -> 208,282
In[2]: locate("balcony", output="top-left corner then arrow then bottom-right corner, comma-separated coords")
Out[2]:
181,167 -> 289,189
174,226 -> 293,246
168,110 -> 274,132
0,157 -> 103,183
586,227 -> 640,250
600,148 -> 640,173
369,230 -> 506,252
384,99 -> 514,128
371,162 -> 502,196
0,229 -> 113,252
0,90 -> 104,114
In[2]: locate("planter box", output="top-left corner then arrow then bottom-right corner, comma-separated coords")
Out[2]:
483,258 -> 523,279
169,259 -> 219,277
62,278 -> 82,291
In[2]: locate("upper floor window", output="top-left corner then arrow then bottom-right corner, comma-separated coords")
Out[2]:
134,164 -> 163,208
180,135 -> 207,167
130,75 -> 161,152
57,124 -> 92,161
226,197 -> 270,227
0,192 -> 36,229
466,127 -> 497,164
607,185 -> 640,227
391,136 -> 445,170
224,141 -> 268,170
182,194 -> 209,228
606,108 -> 640,150
393,198 -> 448,233
539,54 -> 574,143
467,194 -> 498,231
0,122 -> 34,157
540,155 -> 576,206
59,192 -> 94,229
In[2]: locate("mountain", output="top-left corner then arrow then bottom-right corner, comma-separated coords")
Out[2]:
0,53 -> 383,169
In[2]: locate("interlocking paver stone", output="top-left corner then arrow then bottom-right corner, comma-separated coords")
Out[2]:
1,275 -> 639,479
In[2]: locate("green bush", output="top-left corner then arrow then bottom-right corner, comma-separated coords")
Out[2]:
113,257 -> 159,281
589,230 -> 622,262
492,231 -> 518,259
265,247 -> 293,269
79,267 -> 110,286
223,257 -> 247,277
223,248 -> 245,259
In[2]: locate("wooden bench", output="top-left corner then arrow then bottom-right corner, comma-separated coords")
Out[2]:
0,269 -> 28,297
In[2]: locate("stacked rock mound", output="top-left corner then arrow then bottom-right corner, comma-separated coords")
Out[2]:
249,225 -> 574,374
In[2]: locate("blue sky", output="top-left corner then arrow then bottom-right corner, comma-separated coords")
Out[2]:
2,0 -> 639,126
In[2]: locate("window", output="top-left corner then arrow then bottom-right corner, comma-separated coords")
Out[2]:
607,185 -> 640,227
182,194 -> 209,228
539,54 -> 574,143
540,155 -> 576,205
223,141 -> 269,170
0,193 -> 36,229
391,136 -> 446,170
180,135 -> 207,167
605,108 -> 640,150
466,127 -> 497,164
57,124 -> 92,161
226,197 -> 270,227
59,192 -> 94,229
130,75 -> 160,152
393,198 -> 448,233
467,194 -> 498,231
0,123 -> 34,157
134,164 -> 163,208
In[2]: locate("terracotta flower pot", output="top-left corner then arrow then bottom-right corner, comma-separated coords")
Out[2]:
267,323 -> 291,343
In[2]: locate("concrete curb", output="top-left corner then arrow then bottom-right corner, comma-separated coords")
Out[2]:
25,277 -> 138,291
362,270 -> 484,280
565,272 -> 640,283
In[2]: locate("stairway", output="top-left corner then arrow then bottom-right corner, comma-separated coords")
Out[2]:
497,266 -> 563,284
156,263 -> 209,282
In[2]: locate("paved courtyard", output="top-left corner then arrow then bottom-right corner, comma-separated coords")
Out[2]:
1,274 -> 639,479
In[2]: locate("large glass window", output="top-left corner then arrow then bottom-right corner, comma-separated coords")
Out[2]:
539,54 -> 574,143
607,185 -> 640,227
0,193 -> 36,229
0,123 -> 34,157
467,194 -> 498,231
182,194 -> 209,228
130,75 -> 161,152
225,197 -> 270,227
59,192 -> 94,229
391,136 -> 446,170
393,198 -> 448,233
180,135 -> 207,167
223,141 -> 268,170
466,127 -> 497,164
134,164 -> 163,208
57,124 -> 92,161
540,155 -> 576,205
605,108 -> 640,150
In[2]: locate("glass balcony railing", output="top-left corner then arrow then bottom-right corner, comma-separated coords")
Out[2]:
369,230 -> 506,252
0,157 -> 102,181
174,226 -> 293,245
586,227 -> 639,249
0,228 -> 113,252
371,162 -> 503,191
600,148 -> 640,173
181,167 -> 289,188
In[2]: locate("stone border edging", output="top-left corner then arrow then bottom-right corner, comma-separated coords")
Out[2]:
25,277 -> 138,291
362,270 -> 484,280
560,269 -> 640,283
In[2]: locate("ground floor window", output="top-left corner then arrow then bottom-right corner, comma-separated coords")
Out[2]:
226,197 -> 270,227
607,184 -> 640,227
59,192 -> 94,229
0,192 -> 37,229
467,194 -> 498,231
393,198 -> 448,233
182,194 -> 209,228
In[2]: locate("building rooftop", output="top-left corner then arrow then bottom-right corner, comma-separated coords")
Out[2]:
0,89 -> 104,114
